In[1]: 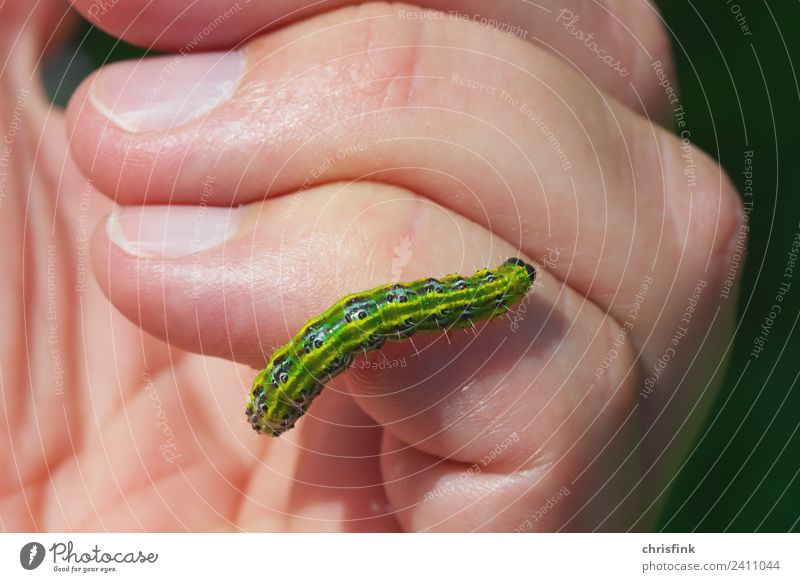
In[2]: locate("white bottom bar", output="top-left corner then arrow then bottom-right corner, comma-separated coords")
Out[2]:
1,533 -> 797,581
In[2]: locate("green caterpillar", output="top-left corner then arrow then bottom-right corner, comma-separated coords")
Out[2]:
246,258 -> 536,436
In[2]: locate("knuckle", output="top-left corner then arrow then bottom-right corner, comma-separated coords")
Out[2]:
688,149 -> 744,262
661,130 -> 744,264
343,3 -> 433,110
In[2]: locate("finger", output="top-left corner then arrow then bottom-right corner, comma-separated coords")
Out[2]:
69,0 -> 673,120
91,181 -> 643,530
1,1 -> 75,55
0,0 -> 92,520
68,2 -> 741,375
44,355 -> 257,531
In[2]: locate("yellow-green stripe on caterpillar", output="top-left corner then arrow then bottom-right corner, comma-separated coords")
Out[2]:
246,258 -> 536,436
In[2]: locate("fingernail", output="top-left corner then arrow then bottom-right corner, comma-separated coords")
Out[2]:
107,205 -> 244,258
90,51 -> 243,132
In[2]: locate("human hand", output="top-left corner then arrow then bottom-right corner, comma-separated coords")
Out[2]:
4,1 -> 742,531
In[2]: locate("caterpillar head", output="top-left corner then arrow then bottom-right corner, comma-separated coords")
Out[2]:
502,257 -> 536,284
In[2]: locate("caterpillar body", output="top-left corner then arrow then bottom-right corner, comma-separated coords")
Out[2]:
246,258 -> 536,436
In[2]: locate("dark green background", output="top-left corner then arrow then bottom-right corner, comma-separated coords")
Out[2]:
50,0 -> 799,531
652,0 -> 799,532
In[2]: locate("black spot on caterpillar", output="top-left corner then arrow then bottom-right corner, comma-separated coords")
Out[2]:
246,258 -> 536,436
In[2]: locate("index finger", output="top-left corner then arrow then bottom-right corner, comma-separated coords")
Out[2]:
69,0 -> 674,121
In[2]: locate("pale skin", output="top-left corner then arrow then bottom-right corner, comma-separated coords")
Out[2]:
1,1 -> 742,531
